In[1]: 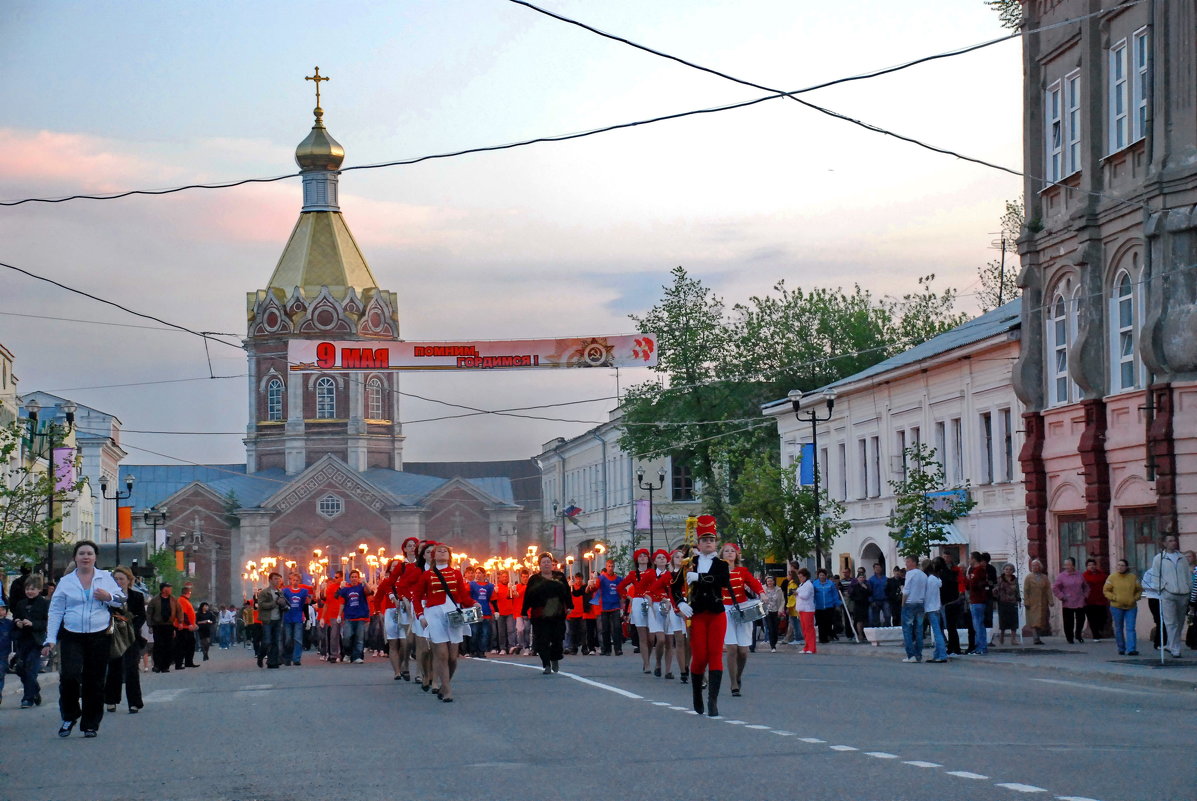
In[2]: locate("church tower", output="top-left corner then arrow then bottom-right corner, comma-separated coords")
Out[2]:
244,69 -> 404,475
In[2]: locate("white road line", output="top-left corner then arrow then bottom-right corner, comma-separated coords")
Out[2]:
903,761 -> 942,768
142,689 -> 188,703
865,752 -> 899,759
484,658 -> 644,700
771,731 -> 796,736
829,745 -> 858,752
745,724 -> 770,730
651,701 -> 671,706
1029,677 -> 1162,696
1055,796 -> 1104,801
946,771 -> 989,780
668,706 -> 688,711
996,783 -> 1047,793
798,737 -> 825,743
724,720 -> 746,725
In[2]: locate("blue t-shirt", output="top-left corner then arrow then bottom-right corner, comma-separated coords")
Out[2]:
281,586 -> 310,623
336,583 -> 371,621
867,573 -> 888,603
469,581 -> 497,616
597,573 -> 623,612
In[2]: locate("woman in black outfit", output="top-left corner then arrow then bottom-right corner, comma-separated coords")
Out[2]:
521,552 -> 573,674
933,557 -> 963,656
195,602 -> 217,661
105,566 -> 145,713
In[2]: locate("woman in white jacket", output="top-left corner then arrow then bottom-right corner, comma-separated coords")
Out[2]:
795,568 -> 818,654
43,540 -> 126,738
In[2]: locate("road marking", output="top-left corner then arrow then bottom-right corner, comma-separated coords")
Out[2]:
724,720 -> 746,725
1029,677 -> 1162,696
668,706 -> 688,711
651,701 -> 671,706
745,724 -> 770,730
771,731 -> 796,736
486,658 -> 644,700
798,737 -> 825,743
865,752 -> 899,759
996,784 -> 1047,793
829,745 -> 858,751
903,761 -> 942,768
142,689 -> 188,703
946,771 -> 989,780
1055,796 -> 1103,801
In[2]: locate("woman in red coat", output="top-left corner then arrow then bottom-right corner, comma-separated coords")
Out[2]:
642,549 -> 676,678
374,536 -> 422,680
415,543 -> 477,702
721,542 -> 764,698
617,549 -> 653,673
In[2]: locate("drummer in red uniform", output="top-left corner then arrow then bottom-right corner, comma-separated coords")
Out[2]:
415,542 -> 478,702
642,549 -> 676,679
721,542 -> 764,699
677,515 -> 731,717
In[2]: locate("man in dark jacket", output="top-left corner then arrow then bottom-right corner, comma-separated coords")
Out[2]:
11,575 -> 49,708
146,583 -> 181,673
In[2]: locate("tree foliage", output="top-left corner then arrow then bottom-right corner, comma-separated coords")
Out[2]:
729,452 -> 848,566
619,267 -> 967,529
977,198 -> 1025,313
984,0 -> 1022,30
887,443 -> 976,559
146,546 -> 187,591
0,421 -> 79,568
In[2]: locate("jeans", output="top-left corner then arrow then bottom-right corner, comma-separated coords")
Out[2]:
787,613 -> 803,643
901,603 -> 925,659
868,600 -> 890,628
219,623 -> 233,649
471,619 -> 491,655
495,614 -> 515,652
14,640 -> 43,702
1110,605 -> 1138,654
261,619 -> 283,666
925,609 -> 947,661
969,603 -> 988,654
600,609 -> 622,654
342,619 -> 367,661
516,616 -> 532,650
282,620 -> 305,664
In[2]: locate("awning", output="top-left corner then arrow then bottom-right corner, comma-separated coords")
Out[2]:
928,522 -> 968,545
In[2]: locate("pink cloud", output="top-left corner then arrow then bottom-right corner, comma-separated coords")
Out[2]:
0,128 -> 181,194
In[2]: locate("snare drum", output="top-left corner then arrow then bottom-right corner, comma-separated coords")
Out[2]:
732,599 -> 767,624
447,606 -> 483,627
656,600 -> 672,617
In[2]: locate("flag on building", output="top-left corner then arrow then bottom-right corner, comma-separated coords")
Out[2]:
798,443 -> 816,486
553,524 -> 564,550
117,506 -> 133,540
634,498 -> 650,530
52,447 -> 75,492
563,504 -> 583,518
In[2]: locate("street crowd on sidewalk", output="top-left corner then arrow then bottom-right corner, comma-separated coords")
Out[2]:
4,532 -> 1197,730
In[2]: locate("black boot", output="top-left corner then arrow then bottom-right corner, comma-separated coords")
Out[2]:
691,671 -> 705,715
706,669 -> 723,718
680,670 -> 689,684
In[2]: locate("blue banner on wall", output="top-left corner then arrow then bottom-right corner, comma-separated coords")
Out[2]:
798,443 -> 815,486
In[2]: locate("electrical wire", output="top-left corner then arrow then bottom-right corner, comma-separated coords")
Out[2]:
0,1 -> 1141,210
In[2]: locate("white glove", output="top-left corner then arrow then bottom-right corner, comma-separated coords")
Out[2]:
678,602 -> 693,618
686,572 -> 699,585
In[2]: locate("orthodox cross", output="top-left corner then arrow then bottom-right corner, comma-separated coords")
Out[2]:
306,67 -> 330,107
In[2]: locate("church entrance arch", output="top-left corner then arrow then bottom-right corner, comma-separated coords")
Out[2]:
860,541 -> 886,574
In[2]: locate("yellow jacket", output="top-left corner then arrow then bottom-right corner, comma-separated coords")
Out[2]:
1102,571 -> 1143,610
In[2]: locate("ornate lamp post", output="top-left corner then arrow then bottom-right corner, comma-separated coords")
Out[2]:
99,473 -> 136,567
23,398 -> 76,579
787,389 -> 837,572
636,466 -> 667,553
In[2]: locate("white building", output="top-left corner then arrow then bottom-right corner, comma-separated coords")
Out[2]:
762,301 -> 1028,575
535,409 -> 703,567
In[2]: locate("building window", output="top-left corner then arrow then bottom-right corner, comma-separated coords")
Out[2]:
934,421 -> 946,466
950,418 -> 963,484
895,430 -> 907,480
1049,292 -> 1071,405
1000,408 -> 1014,483
836,442 -> 847,500
1122,508 -> 1157,575
979,412 -> 994,484
1046,80 -> 1063,182
1132,29 -> 1149,141
317,493 -> 344,519
1065,71 -> 1081,175
266,378 -> 284,421
1110,270 -> 1139,392
367,377 -> 384,419
315,376 -> 336,419
671,458 -> 695,502
868,436 -> 881,498
858,439 -> 868,499
1057,515 -> 1087,572
1109,40 -> 1128,152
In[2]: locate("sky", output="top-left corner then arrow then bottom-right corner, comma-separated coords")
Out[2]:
0,0 -> 1023,469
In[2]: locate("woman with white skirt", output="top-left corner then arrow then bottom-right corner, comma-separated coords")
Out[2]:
720,543 -> 764,699
617,549 -> 653,674
643,549 -> 676,679
415,542 -> 477,702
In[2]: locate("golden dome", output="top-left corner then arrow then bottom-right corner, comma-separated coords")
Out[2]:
295,108 -> 345,171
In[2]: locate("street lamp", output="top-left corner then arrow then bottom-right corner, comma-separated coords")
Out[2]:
143,505 -> 168,546
636,466 -> 667,553
788,389 -> 837,572
100,474 -> 136,567
24,398 -> 77,579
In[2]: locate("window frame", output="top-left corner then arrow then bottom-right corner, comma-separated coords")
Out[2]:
266,377 -> 284,422
1064,70 -> 1081,175
1109,40 -> 1129,153
1110,269 -> 1139,392
1045,79 -> 1064,182
315,376 -> 336,419
979,411 -> 994,485
1049,291 -> 1071,406
366,376 -> 384,420
1132,28 -> 1149,143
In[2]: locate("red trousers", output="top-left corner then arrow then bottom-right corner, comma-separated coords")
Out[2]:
689,611 -> 727,673
799,611 -> 817,652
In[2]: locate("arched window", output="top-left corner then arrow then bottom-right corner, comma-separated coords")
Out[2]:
367,377 -> 384,419
266,378 -> 284,421
1110,270 -> 1139,391
315,376 -> 336,419
1049,292 -> 1071,405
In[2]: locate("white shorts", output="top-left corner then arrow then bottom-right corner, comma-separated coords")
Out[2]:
383,608 -> 407,641
410,614 -> 428,639
422,600 -> 466,645
629,597 -> 649,628
724,607 -> 753,647
668,610 -> 686,635
647,601 -> 668,634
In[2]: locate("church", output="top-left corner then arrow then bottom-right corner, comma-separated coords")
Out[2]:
125,75 -> 542,603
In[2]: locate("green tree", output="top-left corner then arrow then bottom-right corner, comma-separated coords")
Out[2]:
146,546 -> 186,591
977,199 -> 1025,312
729,452 -> 848,566
984,0 -> 1022,30
0,421 -> 80,568
887,443 -> 976,559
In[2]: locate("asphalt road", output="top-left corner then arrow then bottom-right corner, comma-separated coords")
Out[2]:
1,644 -> 1193,801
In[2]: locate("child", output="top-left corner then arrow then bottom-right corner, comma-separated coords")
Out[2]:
11,575 -> 49,708
0,599 -> 14,705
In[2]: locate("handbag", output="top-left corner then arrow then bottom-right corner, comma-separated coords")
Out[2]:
109,607 -> 137,659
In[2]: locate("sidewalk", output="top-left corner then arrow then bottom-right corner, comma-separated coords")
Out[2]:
807,635 -> 1197,691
